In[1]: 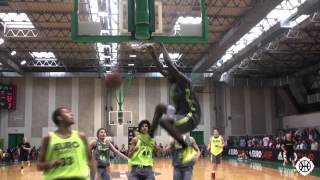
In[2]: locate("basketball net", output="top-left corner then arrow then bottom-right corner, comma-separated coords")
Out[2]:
113,65 -> 136,112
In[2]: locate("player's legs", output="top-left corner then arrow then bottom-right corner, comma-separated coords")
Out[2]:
288,153 -> 296,167
150,104 -> 188,148
173,168 -> 182,180
149,104 -> 167,138
211,154 -> 221,179
143,167 -> 155,180
283,152 -> 288,166
128,167 -> 140,180
20,160 -> 25,174
182,167 -> 193,180
159,116 -> 188,148
99,168 -> 111,180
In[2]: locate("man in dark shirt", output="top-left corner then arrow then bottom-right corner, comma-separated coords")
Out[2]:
19,137 -> 31,174
281,133 -> 296,167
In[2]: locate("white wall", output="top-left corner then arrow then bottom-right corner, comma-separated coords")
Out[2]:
0,77 -> 215,149
283,112 -> 320,129
218,85 -> 277,137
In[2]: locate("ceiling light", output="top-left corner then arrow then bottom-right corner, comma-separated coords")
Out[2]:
20,60 -> 27,65
30,52 -> 56,59
159,53 -> 182,61
213,0 -> 308,68
128,63 -> 135,66
0,38 -> 4,45
10,51 -> 16,56
0,13 -> 35,29
130,43 -> 140,47
129,54 -> 137,58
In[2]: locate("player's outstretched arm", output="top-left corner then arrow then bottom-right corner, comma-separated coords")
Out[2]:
106,139 -> 128,160
160,43 -> 190,84
149,45 -> 169,77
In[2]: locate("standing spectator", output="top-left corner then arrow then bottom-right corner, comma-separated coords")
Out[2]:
281,133 -> 296,167
19,137 -> 31,174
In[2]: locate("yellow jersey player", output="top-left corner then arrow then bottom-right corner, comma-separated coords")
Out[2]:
37,107 -> 97,180
128,120 -> 158,180
207,128 -> 224,179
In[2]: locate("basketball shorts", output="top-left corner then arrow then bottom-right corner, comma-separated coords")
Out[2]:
211,154 -> 222,164
283,152 -> 296,162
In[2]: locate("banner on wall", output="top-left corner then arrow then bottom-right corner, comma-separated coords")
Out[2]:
223,147 -> 320,166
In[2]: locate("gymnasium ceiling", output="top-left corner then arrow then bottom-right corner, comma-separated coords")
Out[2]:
0,0 -> 320,79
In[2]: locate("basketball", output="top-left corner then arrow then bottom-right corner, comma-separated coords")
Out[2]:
105,73 -> 122,88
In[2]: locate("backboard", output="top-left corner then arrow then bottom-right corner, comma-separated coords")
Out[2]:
109,111 -> 132,125
72,0 -> 208,43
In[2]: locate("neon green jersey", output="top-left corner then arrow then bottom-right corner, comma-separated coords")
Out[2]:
210,136 -> 223,156
43,130 -> 89,180
128,134 -> 155,167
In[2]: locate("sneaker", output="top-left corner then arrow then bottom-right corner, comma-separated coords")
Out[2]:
181,147 -> 197,164
211,171 -> 216,179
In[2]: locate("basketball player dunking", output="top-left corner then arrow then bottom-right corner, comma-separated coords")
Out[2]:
146,43 -> 201,164
207,128 -> 224,179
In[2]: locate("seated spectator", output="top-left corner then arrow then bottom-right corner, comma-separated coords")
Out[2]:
263,136 -> 269,147
311,140 -> 319,151
247,139 -> 252,147
268,138 -> 275,149
240,138 -> 246,147
120,144 -> 126,155
237,150 -> 248,160
298,140 -> 308,150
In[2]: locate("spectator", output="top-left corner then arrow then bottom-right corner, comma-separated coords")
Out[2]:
239,138 -> 246,147
0,148 -> 2,162
120,144 -> 127,155
311,140 -> 319,151
247,139 -> 252,147
298,140 -> 308,150
263,136 -> 269,147
268,138 -> 275,148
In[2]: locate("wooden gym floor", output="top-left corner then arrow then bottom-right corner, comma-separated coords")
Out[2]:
1,158 -> 319,180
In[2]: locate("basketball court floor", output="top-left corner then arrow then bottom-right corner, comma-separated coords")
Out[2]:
1,158 -> 319,180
